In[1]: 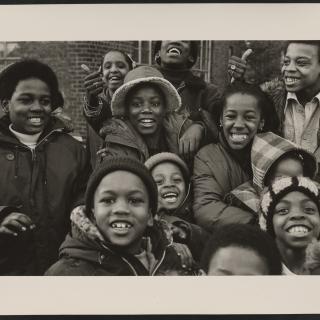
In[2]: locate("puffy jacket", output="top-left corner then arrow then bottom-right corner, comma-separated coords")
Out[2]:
193,140 -> 254,232
45,206 -> 199,276
97,112 -> 195,164
0,116 -> 90,275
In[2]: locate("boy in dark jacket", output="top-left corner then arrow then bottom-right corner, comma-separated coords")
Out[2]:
46,157 -> 199,276
0,60 -> 90,275
145,152 -> 209,262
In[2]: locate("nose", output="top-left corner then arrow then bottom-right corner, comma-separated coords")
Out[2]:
110,63 -> 118,73
233,116 -> 245,129
289,209 -> 305,220
30,100 -> 43,112
141,102 -> 152,113
112,199 -> 130,215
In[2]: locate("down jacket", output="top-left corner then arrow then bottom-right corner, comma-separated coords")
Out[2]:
46,206 -> 199,276
0,116 -> 90,275
193,140 -> 254,232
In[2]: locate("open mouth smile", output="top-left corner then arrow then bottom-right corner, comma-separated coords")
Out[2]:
286,225 -> 311,237
161,191 -> 179,203
28,116 -> 44,125
284,76 -> 300,84
139,118 -> 155,128
167,47 -> 181,56
110,221 -> 133,234
229,133 -> 249,143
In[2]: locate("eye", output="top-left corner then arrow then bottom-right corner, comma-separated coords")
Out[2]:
224,114 -> 235,120
173,177 -> 183,183
304,206 -> 317,214
101,197 -> 115,205
275,208 -> 289,215
18,97 -> 32,105
283,59 -> 290,66
154,178 -> 164,185
151,101 -> 160,107
297,59 -> 310,67
116,62 -> 127,69
245,115 -> 257,121
104,63 -> 111,69
130,101 -> 142,108
40,98 -> 51,107
129,197 -> 144,205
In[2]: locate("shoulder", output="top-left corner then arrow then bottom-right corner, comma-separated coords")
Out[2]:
195,142 -> 224,161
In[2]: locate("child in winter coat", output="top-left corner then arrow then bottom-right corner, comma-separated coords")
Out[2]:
201,223 -> 282,275
260,176 -> 320,275
145,152 -> 209,262
226,131 -> 318,221
0,59 -> 90,275
46,157 -> 199,276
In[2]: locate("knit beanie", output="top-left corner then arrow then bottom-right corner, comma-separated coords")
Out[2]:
111,65 -> 181,117
260,176 -> 320,237
85,157 -> 158,217
144,152 -> 190,184
153,41 -> 199,68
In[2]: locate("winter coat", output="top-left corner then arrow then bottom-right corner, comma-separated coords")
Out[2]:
97,112 -> 195,164
226,132 -> 318,216
45,206 -> 199,276
193,138 -> 255,232
0,116 -> 90,275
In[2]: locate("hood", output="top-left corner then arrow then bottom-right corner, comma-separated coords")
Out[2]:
251,132 -> 318,191
59,205 -> 172,265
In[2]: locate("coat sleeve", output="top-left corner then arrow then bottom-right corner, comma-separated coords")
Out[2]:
193,152 -> 255,232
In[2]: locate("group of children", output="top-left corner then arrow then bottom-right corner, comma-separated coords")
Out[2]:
1,40 -> 320,276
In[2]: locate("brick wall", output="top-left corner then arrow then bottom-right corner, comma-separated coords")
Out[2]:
4,40 -> 285,140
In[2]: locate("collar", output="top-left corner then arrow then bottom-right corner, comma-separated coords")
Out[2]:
9,124 -> 42,147
284,91 -> 320,113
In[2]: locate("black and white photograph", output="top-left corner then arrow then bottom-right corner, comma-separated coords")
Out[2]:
0,2 -> 320,316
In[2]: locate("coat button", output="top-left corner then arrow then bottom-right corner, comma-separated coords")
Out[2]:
6,153 -> 15,160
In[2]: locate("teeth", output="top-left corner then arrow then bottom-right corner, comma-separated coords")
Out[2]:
111,222 -> 132,229
286,77 -> 299,83
168,48 -> 181,55
140,119 -> 154,123
288,226 -> 309,234
162,192 -> 178,203
29,117 -> 41,124
230,133 -> 248,142
110,77 -> 120,81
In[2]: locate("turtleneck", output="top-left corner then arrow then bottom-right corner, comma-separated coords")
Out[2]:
9,124 -> 42,150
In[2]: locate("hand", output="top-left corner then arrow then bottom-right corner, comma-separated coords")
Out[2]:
83,69 -> 105,103
0,212 -> 35,236
171,224 -> 188,242
228,55 -> 247,80
179,123 -> 204,162
172,242 -> 194,270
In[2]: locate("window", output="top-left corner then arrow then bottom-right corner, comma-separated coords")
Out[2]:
0,42 -> 20,71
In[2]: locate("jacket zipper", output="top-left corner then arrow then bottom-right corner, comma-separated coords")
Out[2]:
120,256 -> 139,275
151,248 -> 167,276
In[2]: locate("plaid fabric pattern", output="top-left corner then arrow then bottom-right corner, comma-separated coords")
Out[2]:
251,132 -> 317,191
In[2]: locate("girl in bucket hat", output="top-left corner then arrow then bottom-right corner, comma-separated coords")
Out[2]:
260,176 -> 320,274
97,65 -> 207,166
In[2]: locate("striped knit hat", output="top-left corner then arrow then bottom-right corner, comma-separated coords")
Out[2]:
110,66 -> 181,117
251,132 -> 317,191
259,176 -> 320,237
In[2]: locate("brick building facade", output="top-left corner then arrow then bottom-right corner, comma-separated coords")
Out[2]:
1,40 -> 285,140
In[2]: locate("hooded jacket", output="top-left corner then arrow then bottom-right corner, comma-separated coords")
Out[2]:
227,132 -> 318,215
45,206 -> 199,276
0,116 -> 90,275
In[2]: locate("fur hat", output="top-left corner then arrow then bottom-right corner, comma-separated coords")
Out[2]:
144,152 -> 190,183
259,176 -> 320,236
110,66 -> 181,117
153,41 -> 199,68
85,157 -> 158,217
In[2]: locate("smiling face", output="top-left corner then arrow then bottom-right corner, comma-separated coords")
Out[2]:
273,191 -> 320,251
221,93 -> 264,150
3,77 -> 52,134
208,246 -> 269,276
102,51 -> 131,92
127,84 -> 166,136
159,41 -> 192,69
151,162 -> 187,212
93,170 -> 153,254
282,43 -> 320,98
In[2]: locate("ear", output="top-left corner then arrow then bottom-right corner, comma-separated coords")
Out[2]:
188,55 -> 195,64
1,100 -> 9,114
259,119 -> 265,131
147,210 -> 154,227
155,51 -> 161,65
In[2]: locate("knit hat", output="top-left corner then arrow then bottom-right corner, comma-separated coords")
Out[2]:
251,132 -> 317,191
259,176 -> 320,236
153,41 -> 199,68
85,157 -> 158,217
144,152 -> 190,183
110,66 -> 181,117
0,59 -> 64,110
